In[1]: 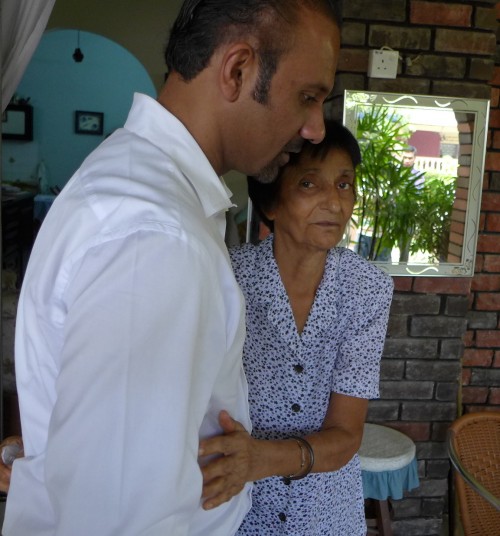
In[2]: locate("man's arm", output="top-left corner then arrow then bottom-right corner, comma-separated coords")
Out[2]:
46,230 -> 226,535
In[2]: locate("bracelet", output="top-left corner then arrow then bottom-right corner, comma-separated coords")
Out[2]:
284,436 -> 315,481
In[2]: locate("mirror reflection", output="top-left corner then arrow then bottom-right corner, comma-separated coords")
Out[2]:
343,91 -> 489,277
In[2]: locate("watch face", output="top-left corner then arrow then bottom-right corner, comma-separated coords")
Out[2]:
75,111 -> 103,135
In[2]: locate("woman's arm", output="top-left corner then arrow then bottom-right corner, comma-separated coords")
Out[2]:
199,393 -> 368,510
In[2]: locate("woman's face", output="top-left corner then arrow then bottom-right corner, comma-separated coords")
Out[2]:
267,148 -> 356,253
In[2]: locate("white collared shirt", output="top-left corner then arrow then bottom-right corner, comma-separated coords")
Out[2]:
4,93 -> 252,536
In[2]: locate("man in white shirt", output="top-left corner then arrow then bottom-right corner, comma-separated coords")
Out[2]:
4,1 -> 341,534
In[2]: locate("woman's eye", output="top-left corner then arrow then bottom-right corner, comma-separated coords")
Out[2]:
299,179 -> 314,189
338,182 -> 351,190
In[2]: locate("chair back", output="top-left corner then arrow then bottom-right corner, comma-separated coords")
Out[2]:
448,412 -> 500,535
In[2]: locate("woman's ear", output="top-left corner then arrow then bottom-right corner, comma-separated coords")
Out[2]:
219,42 -> 257,102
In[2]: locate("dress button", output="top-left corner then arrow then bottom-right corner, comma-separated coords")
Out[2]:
278,512 -> 287,522
293,364 -> 304,373
292,403 -> 301,412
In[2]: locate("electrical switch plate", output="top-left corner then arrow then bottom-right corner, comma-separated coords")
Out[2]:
367,49 -> 399,79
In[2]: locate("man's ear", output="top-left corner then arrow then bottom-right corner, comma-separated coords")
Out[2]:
219,42 -> 257,102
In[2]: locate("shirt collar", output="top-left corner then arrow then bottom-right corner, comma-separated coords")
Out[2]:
124,93 -> 234,219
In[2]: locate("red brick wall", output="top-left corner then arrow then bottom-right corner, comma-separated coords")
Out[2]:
465,0 -> 500,410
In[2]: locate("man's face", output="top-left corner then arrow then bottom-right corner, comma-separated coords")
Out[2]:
402,151 -> 416,167
236,9 -> 341,183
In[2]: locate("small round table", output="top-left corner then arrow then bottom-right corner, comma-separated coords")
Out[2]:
359,423 -> 420,536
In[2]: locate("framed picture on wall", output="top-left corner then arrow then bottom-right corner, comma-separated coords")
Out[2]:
74,110 -> 104,135
2,104 -> 33,141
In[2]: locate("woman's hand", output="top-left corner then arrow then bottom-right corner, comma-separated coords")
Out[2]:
0,435 -> 24,493
199,410 -> 259,510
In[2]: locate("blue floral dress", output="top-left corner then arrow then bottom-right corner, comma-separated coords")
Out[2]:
231,236 -> 393,535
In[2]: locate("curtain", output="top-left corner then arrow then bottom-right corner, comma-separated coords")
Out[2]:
1,0 -> 56,113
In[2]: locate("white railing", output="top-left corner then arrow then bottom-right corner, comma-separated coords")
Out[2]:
415,157 -> 458,175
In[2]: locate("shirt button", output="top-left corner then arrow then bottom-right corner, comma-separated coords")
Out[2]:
292,403 -> 301,413
278,512 -> 287,522
293,364 -> 304,373
282,477 -> 291,485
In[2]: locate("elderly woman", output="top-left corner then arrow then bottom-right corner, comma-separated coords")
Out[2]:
200,120 -> 394,535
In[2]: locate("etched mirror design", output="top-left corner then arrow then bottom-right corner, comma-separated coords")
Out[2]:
343,91 -> 489,277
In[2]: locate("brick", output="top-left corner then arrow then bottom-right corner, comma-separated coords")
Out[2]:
491,88 -> 500,107
435,382 -> 459,401
391,518 -> 443,536
416,442 -> 449,459
380,359 -> 405,380
432,81 -> 492,100
406,360 -> 461,381
488,110 -> 500,129
489,388 -> 500,404
463,348 -> 494,367
435,29 -> 496,55
482,255 -> 500,272
476,329 -> 500,347
462,386 -> 489,403
475,7 -> 498,31
490,172 -> 500,190
421,497 -> 446,516
481,192 -> 500,211
387,421 -> 430,441
485,150 -> 500,171
380,380 -> 434,399
475,254 -> 484,273
485,213 -> 500,232
412,278 -> 471,295
469,58 -> 495,81
471,273 -> 500,292
383,338 -> 439,359
341,22 -> 366,46
440,339 -> 464,360
426,460 -> 450,479
410,316 -> 467,338
390,294 -> 441,315
391,498 -> 421,518
366,400 -> 400,421
476,234 -> 500,254
369,25 -> 431,50
393,277 -> 413,292
337,48 -> 369,73
432,422 -> 452,442
462,367 -> 472,385
344,0 -> 406,21
444,296 -> 469,316
492,65 -> 500,86
387,315 -> 408,337
410,478 -> 448,498
470,367 -> 500,386
369,77 -> 430,95
410,2 -> 471,27
476,292 -> 500,310
406,54 -> 466,79
463,330 -> 474,346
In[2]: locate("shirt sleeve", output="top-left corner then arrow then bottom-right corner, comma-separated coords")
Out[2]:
45,229 -> 228,535
331,270 -> 393,399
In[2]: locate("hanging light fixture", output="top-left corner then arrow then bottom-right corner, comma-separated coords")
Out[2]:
72,31 -> 84,63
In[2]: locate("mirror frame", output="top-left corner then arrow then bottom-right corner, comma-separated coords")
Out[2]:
343,90 -> 489,277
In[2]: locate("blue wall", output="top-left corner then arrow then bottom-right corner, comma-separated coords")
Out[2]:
2,29 -> 156,189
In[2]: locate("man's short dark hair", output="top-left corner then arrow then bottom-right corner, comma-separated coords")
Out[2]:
248,119 -> 360,232
165,0 -> 342,102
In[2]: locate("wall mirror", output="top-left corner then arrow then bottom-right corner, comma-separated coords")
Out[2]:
343,90 -> 489,277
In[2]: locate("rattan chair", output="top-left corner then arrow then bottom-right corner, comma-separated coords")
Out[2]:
448,412 -> 500,536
